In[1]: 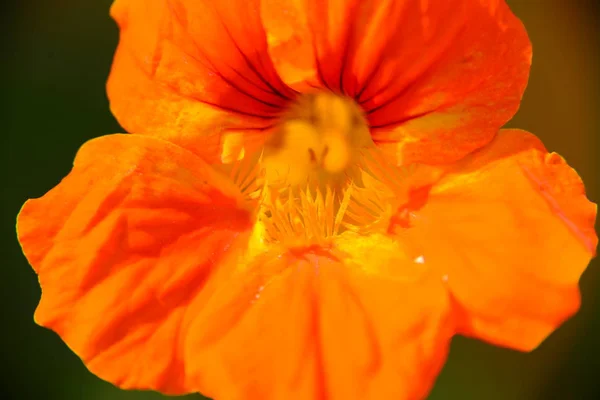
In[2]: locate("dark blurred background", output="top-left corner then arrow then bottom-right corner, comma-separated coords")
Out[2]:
1,1 -> 598,399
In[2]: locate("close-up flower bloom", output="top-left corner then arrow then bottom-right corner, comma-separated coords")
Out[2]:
16,0 -> 597,399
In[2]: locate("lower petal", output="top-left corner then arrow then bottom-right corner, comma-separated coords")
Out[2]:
17,134 -> 254,394
391,129 -> 597,351
184,237 -> 452,400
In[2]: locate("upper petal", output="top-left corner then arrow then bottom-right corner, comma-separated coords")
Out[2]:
107,0 -> 295,161
183,238 -> 453,400
261,0 -> 531,164
17,134 -> 255,394
389,129 -> 597,351
260,0 -> 317,88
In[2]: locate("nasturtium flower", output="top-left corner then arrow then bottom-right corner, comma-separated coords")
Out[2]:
18,0 -> 597,399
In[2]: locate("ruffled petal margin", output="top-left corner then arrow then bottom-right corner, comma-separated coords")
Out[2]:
183,237 -> 453,400
390,129 -> 597,351
261,0 -> 531,164
17,134 -> 254,394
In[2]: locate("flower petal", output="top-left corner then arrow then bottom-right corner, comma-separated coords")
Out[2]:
184,237 -> 452,400
260,0 -> 317,88
107,0 -> 295,161
390,129 -> 597,351
261,0 -> 531,164
17,134 -> 254,394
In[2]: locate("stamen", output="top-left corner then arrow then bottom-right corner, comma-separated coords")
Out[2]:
256,184 -> 351,247
218,143 -> 263,202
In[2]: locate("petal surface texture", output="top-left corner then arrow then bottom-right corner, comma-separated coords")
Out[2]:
261,0 -> 532,164
107,0 -> 296,162
184,240 -> 453,400
389,129 -> 597,351
17,134 -> 255,394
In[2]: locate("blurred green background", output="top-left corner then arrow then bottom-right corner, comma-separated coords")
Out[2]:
1,0 -> 598,399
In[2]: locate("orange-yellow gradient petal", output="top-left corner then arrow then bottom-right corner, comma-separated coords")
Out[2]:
17,134 -> 254,394
260,0 -> 316,88
261,0 -> 531,164
389,129 -> 597,351
182,239 -> 453,400
107,0 -> 295,162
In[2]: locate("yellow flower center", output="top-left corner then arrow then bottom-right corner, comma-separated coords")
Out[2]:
261,92 -> 374,186
240,92 -> 408,251
222,91 -> 419,253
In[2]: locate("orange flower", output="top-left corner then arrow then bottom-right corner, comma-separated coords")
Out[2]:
18,1 -> 597,399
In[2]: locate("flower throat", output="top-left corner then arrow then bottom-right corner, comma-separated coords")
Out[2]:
245,92 -> 404,248
261,92 -> 374,188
